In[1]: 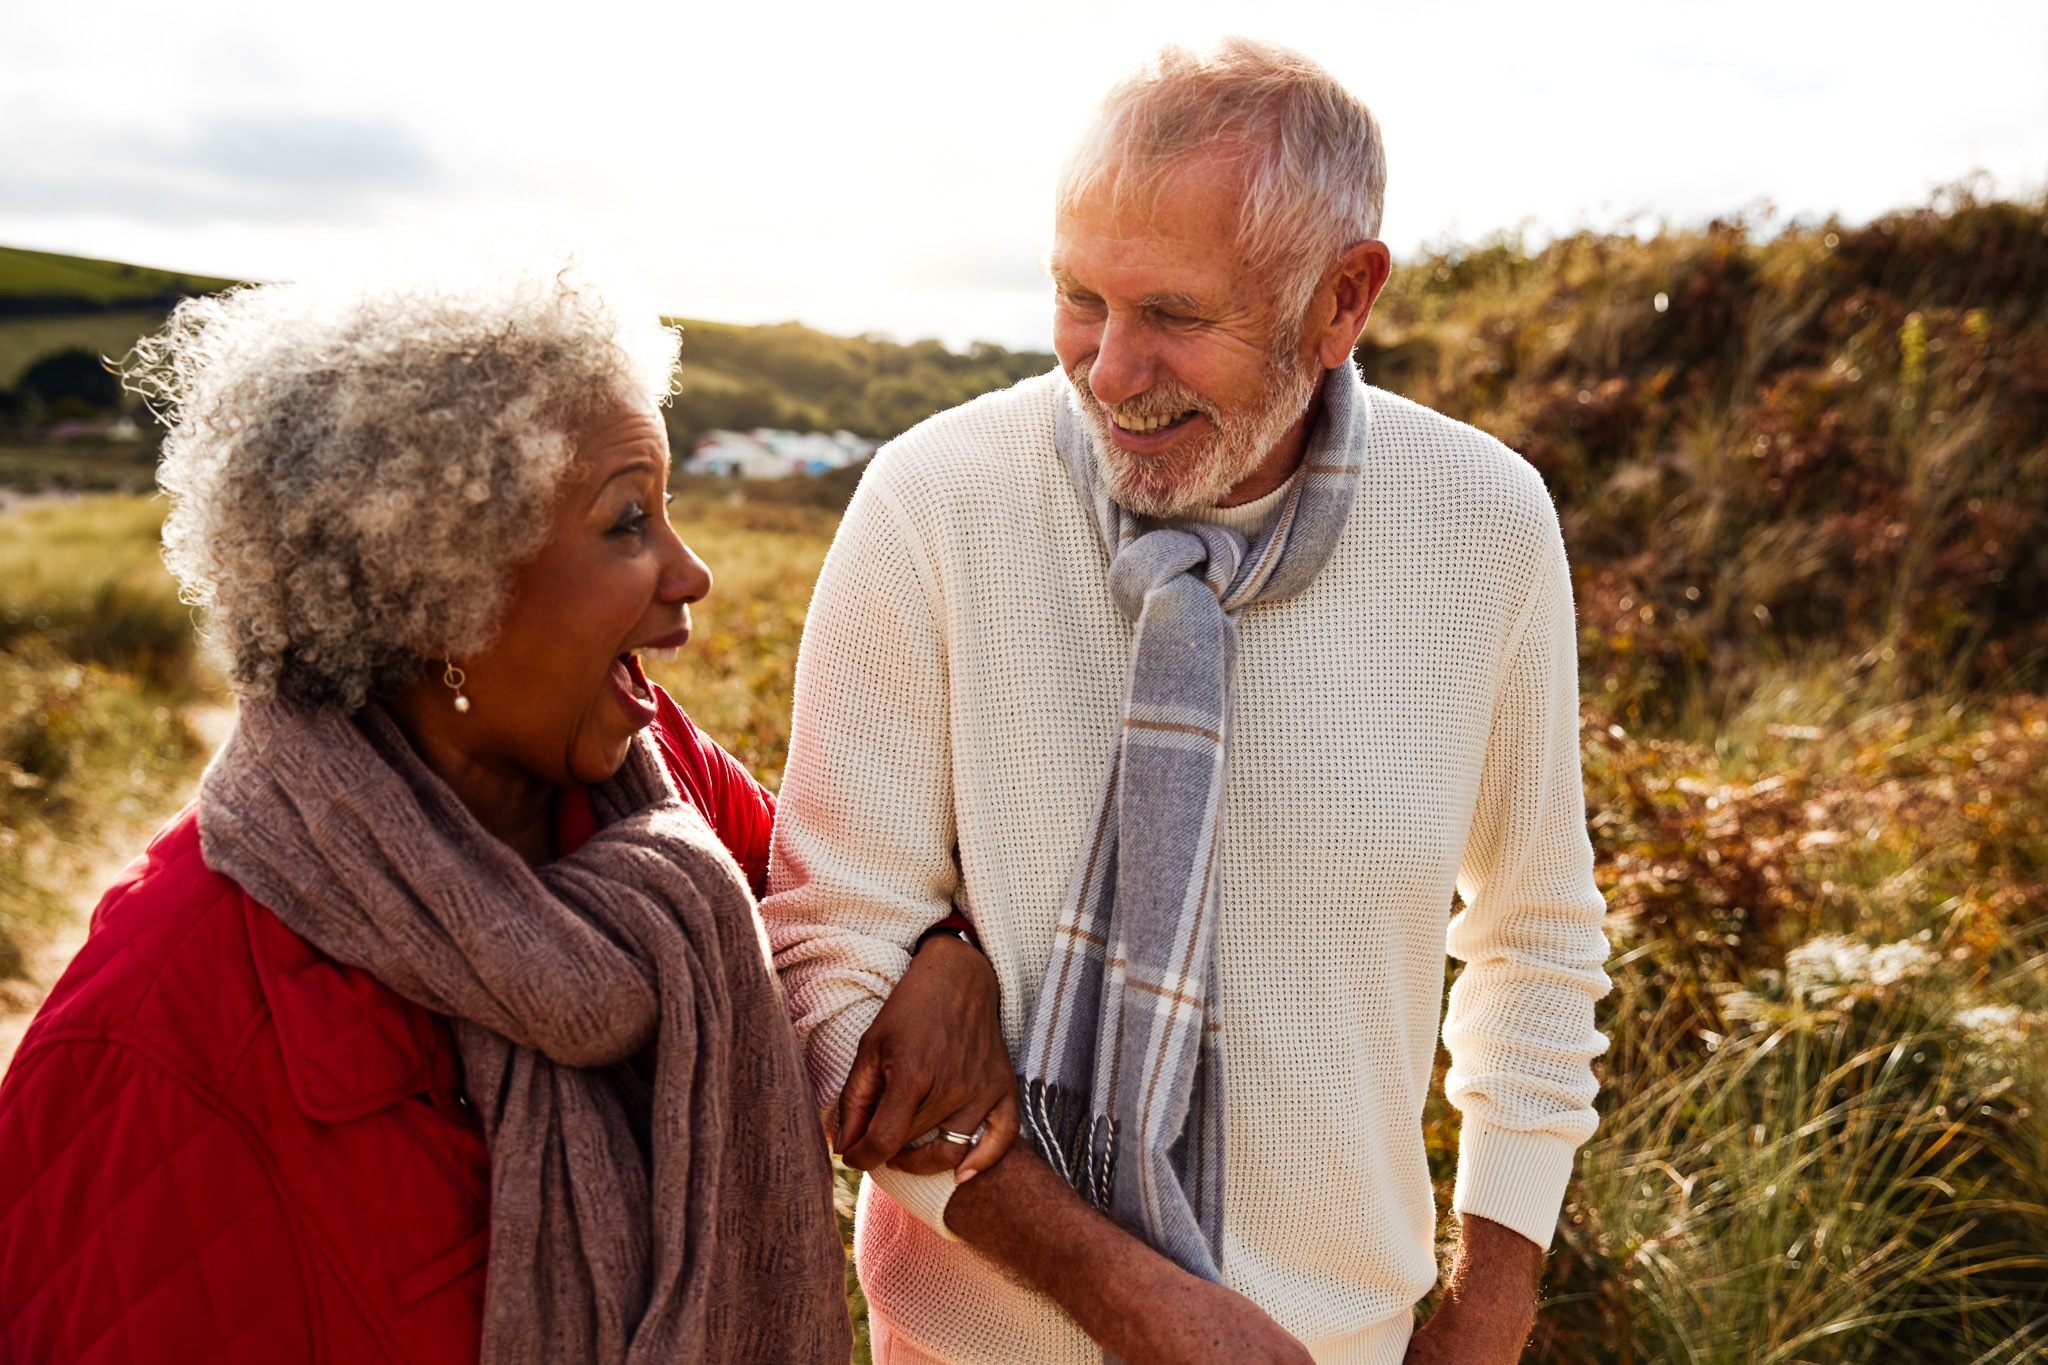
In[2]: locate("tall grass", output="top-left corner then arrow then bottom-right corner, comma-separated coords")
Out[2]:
639,490 -> 838,790
0,496 -> 203,693
1530,686 -> 2048,1362
0,497 -> 210,978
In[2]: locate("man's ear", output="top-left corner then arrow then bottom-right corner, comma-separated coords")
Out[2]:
1313,239 -> 1393,370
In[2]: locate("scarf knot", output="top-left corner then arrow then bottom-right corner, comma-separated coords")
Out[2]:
1106,522 -> 1248,620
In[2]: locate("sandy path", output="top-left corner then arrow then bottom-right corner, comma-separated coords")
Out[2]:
0,702 -> 234,1079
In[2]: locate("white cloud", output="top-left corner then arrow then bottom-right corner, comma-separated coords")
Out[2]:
0,0 -> 2042,348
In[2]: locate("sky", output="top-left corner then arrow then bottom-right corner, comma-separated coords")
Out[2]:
4,0 -> 2044,351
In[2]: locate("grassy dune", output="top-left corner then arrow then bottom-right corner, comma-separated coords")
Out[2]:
3,192 -> 2045,1359
0,498 -> 212,976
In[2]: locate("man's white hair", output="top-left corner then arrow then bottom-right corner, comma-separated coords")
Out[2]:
126,241 -> 681,711
1056,36 -> 1388,320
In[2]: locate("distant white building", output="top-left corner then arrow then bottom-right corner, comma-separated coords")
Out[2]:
684,428 -> 877,479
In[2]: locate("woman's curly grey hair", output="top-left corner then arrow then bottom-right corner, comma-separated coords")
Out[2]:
127,248 -> 680,710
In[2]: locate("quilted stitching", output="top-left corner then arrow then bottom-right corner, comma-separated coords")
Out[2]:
247,903 -> 449,1121
0,708 -> 746,1363
0,812 -> 487,1364
3,1043 -> 309,1363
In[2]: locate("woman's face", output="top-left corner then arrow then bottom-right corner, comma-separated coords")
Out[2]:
448,399 -> 709,787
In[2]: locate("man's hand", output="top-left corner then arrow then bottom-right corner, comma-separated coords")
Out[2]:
944,1147 -> 1313,1365
835,934 -> 1019,1182
1404,1214 -> 1544,1364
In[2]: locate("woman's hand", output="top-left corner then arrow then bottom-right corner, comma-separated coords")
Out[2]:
835,934 -> 1019,1182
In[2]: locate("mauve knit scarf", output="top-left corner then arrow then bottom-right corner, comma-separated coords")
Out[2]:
198,699 -> 849,1365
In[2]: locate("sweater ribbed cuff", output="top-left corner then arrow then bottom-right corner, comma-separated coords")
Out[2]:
803,997 -> 883,1115
1450,1118 -> 1578,1250
866,1165 -> 965,1242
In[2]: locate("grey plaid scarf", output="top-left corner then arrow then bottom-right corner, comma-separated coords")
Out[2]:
1019,366 -> 1369,1283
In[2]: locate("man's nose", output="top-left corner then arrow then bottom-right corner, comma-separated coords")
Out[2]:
1086,314 -> 1156,409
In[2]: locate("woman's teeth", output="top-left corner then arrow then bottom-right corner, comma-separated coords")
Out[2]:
639,647 -> 680,664
1112,409 -> 1197,434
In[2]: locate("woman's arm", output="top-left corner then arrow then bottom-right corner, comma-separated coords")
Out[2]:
834,927 -> 1019,1181
0,1041 -> 316,1360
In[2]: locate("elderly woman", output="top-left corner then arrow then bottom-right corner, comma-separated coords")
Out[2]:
0,254 -> 850,1364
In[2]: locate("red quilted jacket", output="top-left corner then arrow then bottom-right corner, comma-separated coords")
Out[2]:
0,691 -> 778,1364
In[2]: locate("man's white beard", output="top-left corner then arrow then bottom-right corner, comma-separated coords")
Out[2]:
1066,352 -> 1322,519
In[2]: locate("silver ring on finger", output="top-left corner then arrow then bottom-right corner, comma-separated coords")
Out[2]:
938,1128 -> 978,1146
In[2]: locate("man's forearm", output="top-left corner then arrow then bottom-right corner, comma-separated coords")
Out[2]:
941,1148 -> 1176,1355
1405,1213 -> 1544,1363
941,1151 -> 1315,1365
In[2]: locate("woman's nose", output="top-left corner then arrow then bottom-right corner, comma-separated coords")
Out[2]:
662,536 -> 713,606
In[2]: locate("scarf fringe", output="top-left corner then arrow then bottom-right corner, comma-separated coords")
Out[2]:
1021,1077 -> 1118,1212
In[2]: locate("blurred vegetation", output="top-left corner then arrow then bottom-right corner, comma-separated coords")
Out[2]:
659,317 -> 1053,452
0,499 -> 212,979
0,242 -> 1055,497
5,191 -> 2048,1357
638,483 -> 839,791
1360,185 -> 2048,717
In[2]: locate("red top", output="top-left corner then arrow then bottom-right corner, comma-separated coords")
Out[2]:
556,686 -> 777,896
0,691 -> 776,1365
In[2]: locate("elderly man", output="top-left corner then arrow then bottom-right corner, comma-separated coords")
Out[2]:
764,37 -> 1610,1365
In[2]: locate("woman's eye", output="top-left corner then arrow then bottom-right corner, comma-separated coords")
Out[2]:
610,499 -> 649,535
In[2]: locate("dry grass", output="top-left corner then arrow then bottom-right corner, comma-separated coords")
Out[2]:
639,490 -> 838,791
1529,685 -> 2048,1362
6,190 -> 2046,1360
0,497 -> 212,978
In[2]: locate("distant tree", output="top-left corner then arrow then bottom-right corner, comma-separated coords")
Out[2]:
20,348 -> 120,414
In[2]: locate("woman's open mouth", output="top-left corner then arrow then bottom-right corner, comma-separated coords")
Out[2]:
609,652 -> 661,726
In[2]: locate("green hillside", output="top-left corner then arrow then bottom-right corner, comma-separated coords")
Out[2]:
0,245 -> 240,315
0,311 -> 168,390
660,316 -> 1054,444
0,244 -> 1056,479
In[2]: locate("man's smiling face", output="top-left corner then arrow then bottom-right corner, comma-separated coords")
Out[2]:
1049,146 -> 1321,518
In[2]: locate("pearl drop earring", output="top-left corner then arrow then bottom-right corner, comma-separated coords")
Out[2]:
443,658 -> 472,714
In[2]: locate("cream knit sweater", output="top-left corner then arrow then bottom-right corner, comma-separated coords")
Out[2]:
763,369 -> 1610,1365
